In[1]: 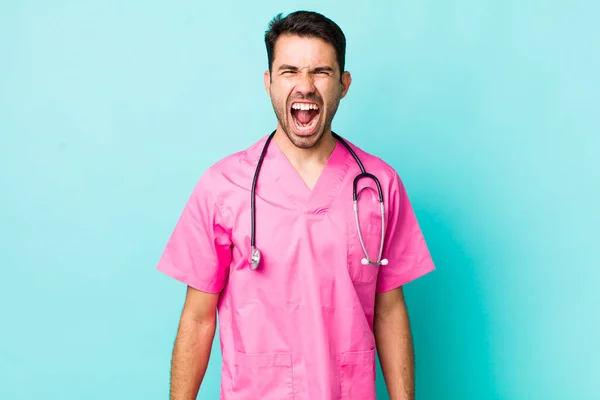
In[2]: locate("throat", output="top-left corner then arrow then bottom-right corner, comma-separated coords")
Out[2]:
273,130 -> 337,190
294,163 -> 325,191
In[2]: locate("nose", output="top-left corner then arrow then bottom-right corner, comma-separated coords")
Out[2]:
294,70 -> 316,95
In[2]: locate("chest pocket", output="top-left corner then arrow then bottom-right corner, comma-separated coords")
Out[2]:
346,220 -> 382,284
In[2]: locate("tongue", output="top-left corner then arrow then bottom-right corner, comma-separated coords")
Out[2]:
296,110 -> 316,124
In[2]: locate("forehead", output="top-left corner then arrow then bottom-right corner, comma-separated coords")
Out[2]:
272,34 -> 338,68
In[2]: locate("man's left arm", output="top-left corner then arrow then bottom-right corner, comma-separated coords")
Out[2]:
374,286 -> 414,400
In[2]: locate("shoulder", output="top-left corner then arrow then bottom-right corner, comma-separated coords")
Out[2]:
338,135 -> 402,187
193,135 -> 269,196
338,135 -> 415,215
209,135 -> 268,173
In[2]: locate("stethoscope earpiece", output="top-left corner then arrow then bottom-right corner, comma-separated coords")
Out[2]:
362,258 -> 389,266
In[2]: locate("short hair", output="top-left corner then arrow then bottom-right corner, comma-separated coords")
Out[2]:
264,11 -> 347,77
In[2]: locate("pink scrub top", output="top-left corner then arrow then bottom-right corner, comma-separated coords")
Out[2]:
157,134 -> 435,400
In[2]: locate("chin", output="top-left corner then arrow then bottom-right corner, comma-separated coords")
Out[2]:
287,127 -> 325,149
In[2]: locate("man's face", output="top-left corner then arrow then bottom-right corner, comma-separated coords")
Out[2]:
264,34 -> 351,149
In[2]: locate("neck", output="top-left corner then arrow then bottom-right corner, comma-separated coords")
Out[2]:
273,127 -> 337,168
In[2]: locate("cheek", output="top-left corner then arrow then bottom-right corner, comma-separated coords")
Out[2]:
270,90 -> 291,117
271,84 -> 293,103
316,82 -> 342,105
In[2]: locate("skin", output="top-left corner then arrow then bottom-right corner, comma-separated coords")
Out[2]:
263,34 -> 351,190
167,33 -> 415,400
375,286 -> 416,400
168,286 -> 219,400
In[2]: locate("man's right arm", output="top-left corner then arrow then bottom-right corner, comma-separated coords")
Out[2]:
169,285 -> 220,400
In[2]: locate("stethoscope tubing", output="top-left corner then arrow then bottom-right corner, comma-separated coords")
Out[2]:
249,130 -> 387,269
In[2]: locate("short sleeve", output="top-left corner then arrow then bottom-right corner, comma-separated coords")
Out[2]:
156,168 -> 232,293
376,172 -> 435,293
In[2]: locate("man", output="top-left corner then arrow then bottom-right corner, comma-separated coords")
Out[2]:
157,10 -> 435,400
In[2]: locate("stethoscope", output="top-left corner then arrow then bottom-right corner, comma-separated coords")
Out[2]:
249,130 -> 388,270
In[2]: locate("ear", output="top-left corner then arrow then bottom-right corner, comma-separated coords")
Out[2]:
264,70 -> 271,95
340,71 -> 352,99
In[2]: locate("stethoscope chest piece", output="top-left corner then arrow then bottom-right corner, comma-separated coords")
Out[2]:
249,247 -> 261,270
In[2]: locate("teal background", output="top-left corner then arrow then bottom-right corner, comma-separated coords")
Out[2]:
1,1 -> 598,399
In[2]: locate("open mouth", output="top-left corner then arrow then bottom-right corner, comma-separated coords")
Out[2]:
290,102 -> 320,136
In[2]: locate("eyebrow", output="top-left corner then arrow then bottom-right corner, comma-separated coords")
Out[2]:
278,64 -> 335,73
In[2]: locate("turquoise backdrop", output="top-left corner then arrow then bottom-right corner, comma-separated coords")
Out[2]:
1,1 -> 598,399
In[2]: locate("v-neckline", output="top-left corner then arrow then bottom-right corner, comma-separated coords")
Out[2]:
270,137 -> 352,213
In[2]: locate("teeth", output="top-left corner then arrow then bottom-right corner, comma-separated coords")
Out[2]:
292,103 -> 319,111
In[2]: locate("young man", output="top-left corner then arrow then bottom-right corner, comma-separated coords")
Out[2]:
157,10 -> 435,400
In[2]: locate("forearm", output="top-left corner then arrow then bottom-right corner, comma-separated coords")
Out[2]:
374,303 -> 414,400
169,314 -> 216,400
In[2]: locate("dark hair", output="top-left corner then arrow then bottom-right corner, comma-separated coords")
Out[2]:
265,11 -> 346,77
